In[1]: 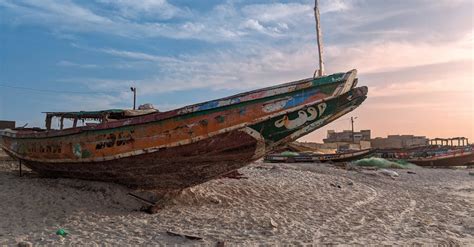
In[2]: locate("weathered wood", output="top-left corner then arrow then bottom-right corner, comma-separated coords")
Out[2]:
45,115 -> 52,130
314,0 -> 325,77
127,192 -> 156,205
166,230 -> 202,241
0,70 -> 367,191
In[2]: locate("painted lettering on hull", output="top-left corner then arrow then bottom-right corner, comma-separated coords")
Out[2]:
274,103 -> 327,130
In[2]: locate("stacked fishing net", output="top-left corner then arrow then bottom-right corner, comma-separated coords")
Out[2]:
353,157 -> 418,169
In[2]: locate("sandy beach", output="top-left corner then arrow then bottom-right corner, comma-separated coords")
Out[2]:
0,156 -> 473,245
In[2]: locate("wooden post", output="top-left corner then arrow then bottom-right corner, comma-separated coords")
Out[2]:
45,115 -> 52,130
351,117 -> 355,143
73,117 -> 78,128
133,88 -> 137,110
130,87 -> 137,110
60,116 -> 64,130
314,0 -> 325,77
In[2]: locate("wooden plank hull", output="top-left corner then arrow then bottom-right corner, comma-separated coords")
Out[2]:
265,148 -> 374,163
407,151 -> 474,167
6,128 -> 261,190
1,70 -> 368,190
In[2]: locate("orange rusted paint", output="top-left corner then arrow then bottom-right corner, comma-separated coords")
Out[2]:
0,70 -> 367,190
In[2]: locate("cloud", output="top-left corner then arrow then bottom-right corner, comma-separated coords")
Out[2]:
0,0 -> 114,29
57,60 -> 99,69
63,26 -> 471,98
319,0 -> 353,13
0,1 -> 326,42
99,48 -> 181,63
95,0 -> 188,20
324,33 -> 473,74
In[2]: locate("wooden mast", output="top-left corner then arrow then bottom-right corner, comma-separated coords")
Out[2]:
314,0 -> 325,77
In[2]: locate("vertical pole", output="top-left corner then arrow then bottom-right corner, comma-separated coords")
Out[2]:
60,116 -> 64,130
351,117 -> 355,143
131,87 -> 137,110
19,160 -> 22,177
133,88 -> 137,110
73,117 -> 78,128
314,0 -> 324,77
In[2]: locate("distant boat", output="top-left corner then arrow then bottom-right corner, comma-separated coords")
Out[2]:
265,148 -> 374,163
406,148 -> 474,167
376,145 -> 474,167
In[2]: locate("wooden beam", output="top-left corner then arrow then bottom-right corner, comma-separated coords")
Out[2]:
73,117 -> 78,128
314,0 -> 325,77
60,116 -> 64,130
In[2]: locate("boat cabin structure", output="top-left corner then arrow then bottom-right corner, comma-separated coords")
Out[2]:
429,137 -> 470,147
44,109 -> 158,130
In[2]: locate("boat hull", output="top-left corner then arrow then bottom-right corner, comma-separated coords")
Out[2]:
407,151 -> 474,167
7,128 -> 262,190
264,149 -> 375,163
1,71 -> 367,190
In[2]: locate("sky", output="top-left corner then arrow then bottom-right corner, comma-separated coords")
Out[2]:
0,0 -> 472,142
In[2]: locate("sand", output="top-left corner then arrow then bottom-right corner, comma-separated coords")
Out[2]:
0,158 -> 473,245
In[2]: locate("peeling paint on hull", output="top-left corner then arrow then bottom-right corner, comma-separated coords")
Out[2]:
0,70 -> 368,190
10,128 -> 260,190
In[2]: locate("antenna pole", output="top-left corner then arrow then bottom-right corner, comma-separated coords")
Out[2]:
314,0 -> 325,77
130,87 -> 137,110
351,116 -> 355,143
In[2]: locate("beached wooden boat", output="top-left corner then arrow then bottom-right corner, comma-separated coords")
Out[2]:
407,149 -> 474,167
264,148 -> 374,163
0,70 -> 367,190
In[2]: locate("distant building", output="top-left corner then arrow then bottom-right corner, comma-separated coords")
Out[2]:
370,135 -> 428,149
0,120 -> 15,130
324,129 -> 371,143
322,129 -> 371,150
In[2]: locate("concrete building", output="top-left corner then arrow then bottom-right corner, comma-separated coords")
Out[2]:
0,120 -> 15,130
370,135 -> 428,149
321,130 -> 371,150
323,129 -> 371,143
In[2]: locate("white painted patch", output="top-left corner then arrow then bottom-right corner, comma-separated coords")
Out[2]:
274,103 -> 326,130
262,98 -> 291,113
72,143 -> 82,158
333,69 -> 357,97
239,127 -> 266,159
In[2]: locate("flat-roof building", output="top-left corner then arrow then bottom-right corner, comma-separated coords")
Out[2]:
0,120 -> 15,130
370,135 -> 428,149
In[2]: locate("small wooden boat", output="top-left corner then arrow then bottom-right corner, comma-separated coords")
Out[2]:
1,71 -> 367,190
265,148 -> 374,163
407,149 -> 474,167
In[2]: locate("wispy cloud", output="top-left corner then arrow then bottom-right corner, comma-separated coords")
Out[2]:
57,60 -> 99,69
95,0 -> 189,20
99,48 -> 181,63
